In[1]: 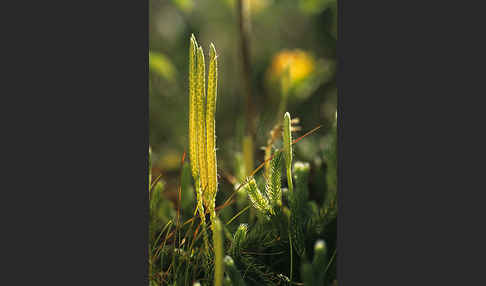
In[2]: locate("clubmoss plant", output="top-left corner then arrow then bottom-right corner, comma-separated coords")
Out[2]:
206,43 -> 219,231
188,34 -> 219,234
189,35 -> 209,250
282,112 -> 295,280
263,117 -> 300,178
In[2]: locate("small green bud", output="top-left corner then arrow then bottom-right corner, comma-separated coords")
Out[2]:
231,224 -> 248,259
313,240 -> 328,285
224,256 -> 246,286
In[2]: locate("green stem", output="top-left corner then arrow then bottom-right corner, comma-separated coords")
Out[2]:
201,220 -> 210,255
226,205 -> 251,225
277,93 -> 288,123
289,223 -> 293,282
214,219 -> 224,286
287,167 -> 293,194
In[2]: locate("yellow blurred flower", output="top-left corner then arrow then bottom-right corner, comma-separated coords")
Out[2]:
248,0 -> 271,14
267,49 -> 316,86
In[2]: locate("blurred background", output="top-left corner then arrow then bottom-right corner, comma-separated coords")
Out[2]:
149,0 -> 337,203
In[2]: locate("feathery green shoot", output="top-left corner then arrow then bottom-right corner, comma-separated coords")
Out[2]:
266,151 -> 283,208
244,177 -> 271,215
290,161 -> 310,256
230,224 -> 248,259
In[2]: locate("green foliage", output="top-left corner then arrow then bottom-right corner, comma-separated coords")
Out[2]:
317,119 -> 338,233
148,119 -> 338,285
266,151 -> 283,208
323,121 -> 337,216
149,51 -> 176,82
312,240 -> 328,285
171,0 -> 194,12
300,262 -> 315,285
301,239 -> 329,285
181,162 -> 195,213
243,177 -> 272,216
289,162 -> 311,257
299,0 -> 336,15
149,34 -> 337,286
224,256 -> 246,286
230,224 -> 247,260
150,180 -> 174,237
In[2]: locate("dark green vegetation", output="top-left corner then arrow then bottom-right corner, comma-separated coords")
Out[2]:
149,118 -> 337,285
149,104 -> 337,285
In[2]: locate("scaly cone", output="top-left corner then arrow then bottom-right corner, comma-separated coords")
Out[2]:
206,43 -> 218,229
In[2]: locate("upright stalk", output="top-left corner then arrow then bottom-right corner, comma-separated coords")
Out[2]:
283,112 -> 293,194
196,46 -> 208,195
206,43 -> 218,230
283,112 -> 294,281
189,35 -> 210,252
213,219 -> 224,286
